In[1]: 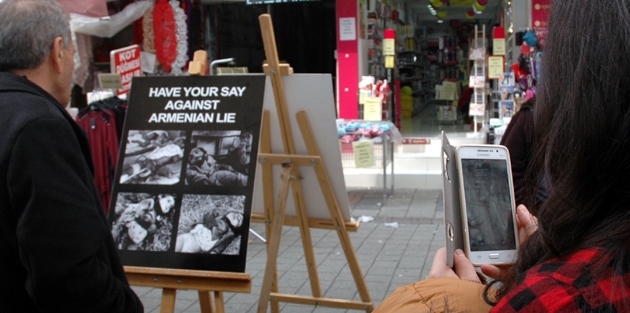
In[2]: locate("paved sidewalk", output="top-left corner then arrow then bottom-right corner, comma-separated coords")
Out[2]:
133,188 -> 446,313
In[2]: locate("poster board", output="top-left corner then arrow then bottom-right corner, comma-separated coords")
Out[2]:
252,74 -> 351,221
107,75 -> 266,273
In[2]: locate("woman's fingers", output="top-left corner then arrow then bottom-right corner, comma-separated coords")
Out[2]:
453,249 -> 481,283
428,248 -> 481,283
480,264 -> 512,281
481,264 -> 502,281
428,247 -> 458,279
516,205 -> 538,244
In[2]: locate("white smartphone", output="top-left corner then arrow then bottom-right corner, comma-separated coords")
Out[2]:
456,145 -> 518,265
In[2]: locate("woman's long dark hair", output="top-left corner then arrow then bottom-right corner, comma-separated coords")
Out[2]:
491,0 -> 630,303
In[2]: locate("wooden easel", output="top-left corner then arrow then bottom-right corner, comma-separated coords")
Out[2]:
125,266 -> 250,313
121,51 -> 253,313
255,14 -> 374,313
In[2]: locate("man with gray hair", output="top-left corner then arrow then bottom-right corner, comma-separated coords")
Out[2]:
0,0 -> 143,312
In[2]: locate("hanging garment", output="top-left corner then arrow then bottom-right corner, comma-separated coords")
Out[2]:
76,100 -> 123,213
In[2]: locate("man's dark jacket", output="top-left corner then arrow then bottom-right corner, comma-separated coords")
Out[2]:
0,72 -> 143,312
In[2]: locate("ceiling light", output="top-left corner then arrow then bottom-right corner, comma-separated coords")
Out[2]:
437,20 -> 444,23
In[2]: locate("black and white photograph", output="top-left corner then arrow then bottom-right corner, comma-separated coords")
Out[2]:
110,192 -> 177,251
175,194 -> 245,255
119,130 -> 186,185
185,130 -> 252,187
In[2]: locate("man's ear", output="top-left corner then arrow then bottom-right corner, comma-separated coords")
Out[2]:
50,36 -> 65,74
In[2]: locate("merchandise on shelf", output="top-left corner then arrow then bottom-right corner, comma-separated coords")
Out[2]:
336,120 -> 402,144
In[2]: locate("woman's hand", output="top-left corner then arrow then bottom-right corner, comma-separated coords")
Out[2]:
428,247 -> 481,283
514,204 -> 538,245
480,205 -> 538,280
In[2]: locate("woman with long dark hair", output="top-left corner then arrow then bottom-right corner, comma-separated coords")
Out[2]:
375,1 -> 630,311
486,0 -> 630,309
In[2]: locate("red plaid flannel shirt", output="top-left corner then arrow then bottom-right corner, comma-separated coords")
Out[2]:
492,248 -> 630,312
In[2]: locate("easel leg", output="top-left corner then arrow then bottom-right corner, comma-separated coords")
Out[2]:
290,168 -> 322,297
214,291 -> 225,313
198,291 -> 215,313
160,288 -> 177,313
270,272 -> 280,313
257,165 -> 293,313
260,110 -> 280,313
313,161 -> 374,311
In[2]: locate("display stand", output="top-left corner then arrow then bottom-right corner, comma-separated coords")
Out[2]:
124,266 -> 251,313
120,50 -> 254,313
255,14 -> 374,313
339,119 -> 397,203
469,25 -> 487,134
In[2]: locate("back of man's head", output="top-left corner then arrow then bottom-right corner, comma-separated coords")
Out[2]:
0,0 -> 70,72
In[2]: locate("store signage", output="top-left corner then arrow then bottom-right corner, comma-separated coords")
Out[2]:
401,138 -> 431,145
383,29 -> 395,56
383,40 -> 395,56
352,140 -> 375,168
141,51 -> 157,74
487,56 -> 504,80
339,17 -> 357,41
532,0 -> 551,29
493,39 -> 505,55
110,44 -> 142,95
108,75 -> 266,273
493,27 -> 505,55
385,56 -> 395,69
97,73 -> 122,90
363,96 -> 382,121
440,81 -> 457,101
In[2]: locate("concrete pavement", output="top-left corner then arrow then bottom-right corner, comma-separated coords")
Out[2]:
132,188 -> 446,313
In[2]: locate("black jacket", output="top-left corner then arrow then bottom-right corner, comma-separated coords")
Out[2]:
0,72 -> 143,312
500,98 -> 535,206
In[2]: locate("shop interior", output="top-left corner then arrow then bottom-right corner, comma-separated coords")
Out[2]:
71,0 -> 517,140
204,0 -> 512,139
362,0 -> 508,139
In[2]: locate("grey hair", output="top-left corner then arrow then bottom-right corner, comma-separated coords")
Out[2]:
0,0 -> 71,71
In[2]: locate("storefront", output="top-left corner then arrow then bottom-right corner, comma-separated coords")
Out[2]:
66,1 -> 544,141
338,0 -> 548,141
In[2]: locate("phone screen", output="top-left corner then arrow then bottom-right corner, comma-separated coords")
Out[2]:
461,159 -> 516,252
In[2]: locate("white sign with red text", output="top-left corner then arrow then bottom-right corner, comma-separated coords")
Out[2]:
110,45 -> 142,95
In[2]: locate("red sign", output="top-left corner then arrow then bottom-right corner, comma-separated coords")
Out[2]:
401,138 -> 431,145
110,45 -> 142,95
532,0 -> 551,29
